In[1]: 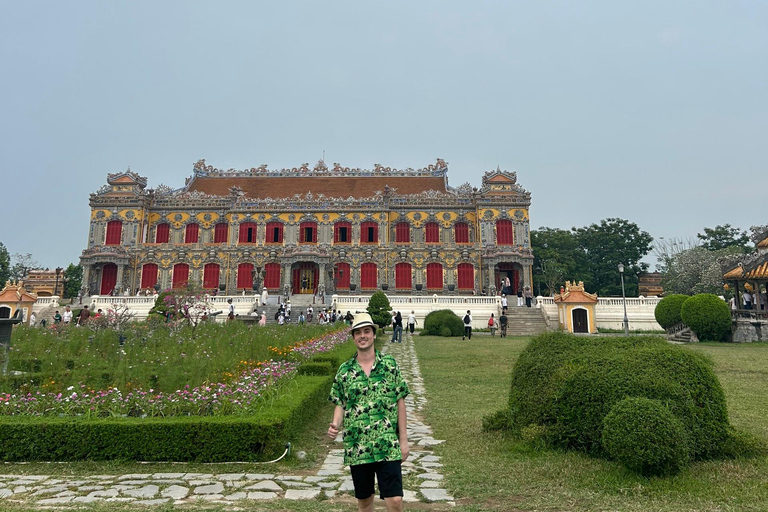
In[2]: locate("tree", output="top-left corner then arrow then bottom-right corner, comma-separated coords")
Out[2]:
63,264 -> 83,298
0,243 -> 9,287
660,246 -> 741,296
572,218 -> 653,297
366,291 -> 392,330
9,253 -> 40,281
697,224 -> 751,252
531,228 -> 585,295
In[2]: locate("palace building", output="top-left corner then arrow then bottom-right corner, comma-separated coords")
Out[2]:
79,159 -> 534,298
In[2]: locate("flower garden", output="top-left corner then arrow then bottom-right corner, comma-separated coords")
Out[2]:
0,321 -> 355,462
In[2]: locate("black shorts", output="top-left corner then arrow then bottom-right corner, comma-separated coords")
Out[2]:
350,460 -> 403,500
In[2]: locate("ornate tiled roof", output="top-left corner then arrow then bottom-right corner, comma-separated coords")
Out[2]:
183,159 -> 451,199
723,253 -> 768,280
0,282 -> 37,303
758,236 -> 768,249
554,281 -> 598,303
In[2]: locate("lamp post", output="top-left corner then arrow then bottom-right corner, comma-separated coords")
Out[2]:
618,263 -> 629,335
54,267 -> 63,297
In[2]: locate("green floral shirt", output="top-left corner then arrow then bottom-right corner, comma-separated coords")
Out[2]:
329,350 -> 410,466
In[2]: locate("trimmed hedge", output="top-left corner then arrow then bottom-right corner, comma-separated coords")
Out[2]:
421,310 -> 464,337
0,374 -> 332,462
654,294 -> 689,329
602,397 -> 689,476
680,293 -> 731,342
498,332 -> 730,473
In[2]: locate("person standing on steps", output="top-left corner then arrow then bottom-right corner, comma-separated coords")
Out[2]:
462,310 -> 473,340
328,312 -> 410,512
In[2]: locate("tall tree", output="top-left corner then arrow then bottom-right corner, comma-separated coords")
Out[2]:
9,253 -> 40,281
63,264 -> 83,299
0,243 -> 10,287
572,218 -> 653,297
661,246 -> 742,296
531,228 -> 586,295
697,224 -> 751,252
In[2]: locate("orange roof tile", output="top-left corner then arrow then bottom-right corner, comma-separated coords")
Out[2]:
186,176 -> 448,199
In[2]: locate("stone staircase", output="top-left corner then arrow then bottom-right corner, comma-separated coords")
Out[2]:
666,322 -> 698,343
503,306 -> 549,336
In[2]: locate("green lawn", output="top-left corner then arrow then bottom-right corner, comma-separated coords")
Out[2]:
414,336 -> 768,512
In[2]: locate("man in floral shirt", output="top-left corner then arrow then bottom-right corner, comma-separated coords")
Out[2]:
328,312 -> 410,512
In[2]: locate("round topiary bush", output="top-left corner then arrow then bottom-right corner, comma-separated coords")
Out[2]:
422,309 -> 464,336
654,294 -> 689,329
366,291 -> 392,330
602,397 -> 689,476
505,332 -> 730,470
680,293 -> 731,342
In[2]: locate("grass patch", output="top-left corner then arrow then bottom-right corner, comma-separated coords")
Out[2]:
414,335 -> 768,511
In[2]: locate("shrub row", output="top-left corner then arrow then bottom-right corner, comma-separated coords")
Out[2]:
0,374 -> 332,462
654,293 -> 731,341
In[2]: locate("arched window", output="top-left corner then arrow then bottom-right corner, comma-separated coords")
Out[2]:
334,262 -> 351,288
334,221 -> 352,243
360,262 -> 378,290
425,222 -> 440,244
172,263 -> 189,289
427,263 -> 443,290
141,264 -> 159,290
105,221 -> 122,245
496,219 -> 514,245
213,223 -> 229,243
266,222 -> 283,244
185,224 -> 199,244
300,221 -> 318,243
237,263 -> 254,290
264,262 -> 281,289
360,221 -> 378,244
395,222 -> 410,243
457,263 -> 474,290
395,263 -> 412,289
155,223 -> 170,244
238,222 -> 258,244
203,263 -> 220,290
454,222 -> 470,244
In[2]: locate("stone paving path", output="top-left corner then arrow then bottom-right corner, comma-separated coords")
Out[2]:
0,331 -> 454,507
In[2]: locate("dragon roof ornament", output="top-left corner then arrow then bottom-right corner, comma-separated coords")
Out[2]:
191,158 -> 449,178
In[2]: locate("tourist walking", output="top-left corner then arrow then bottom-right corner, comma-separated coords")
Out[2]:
517,288 -> 524,307
524,287 -> 533,307
501,294 -> 508,313
500,312 -> 508,337
328,312 -> 409,512
488,313 -> 497,336
259,311 -> 266,326
227,298 -> 235,320
391,311 -> 403,343
78,305 -> 91,326
62,306 -> 73,325
53,310 -> 62,324
462,310 -> 473,340
407,310 -> 417,334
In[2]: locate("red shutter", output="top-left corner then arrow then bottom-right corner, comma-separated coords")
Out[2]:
360,222 -> 378,243
141,264 -> 159,290
100,263 -> 118,295
239,222 -> 257,244
213,223 -> 229,243
155,223 -> 170,244
395,263 -> 412,289
457,263 -> 474,290
455,222 -> 469,244
425,222 -> 440,243
172,264 -> 189,289
266,222 -> 283,243
427,263 -> 443,289
497,220 -> 514,245
395,222 -> 410,243
335,262 -> 350,288
237,263 -> 254,289
203,263 -> 220,290
105,221 -> 122,245
185,224 -> 199,244
264,262 -> 281,289
361,262 -> 377,289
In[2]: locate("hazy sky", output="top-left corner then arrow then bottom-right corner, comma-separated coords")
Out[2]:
2,1 -> 766,270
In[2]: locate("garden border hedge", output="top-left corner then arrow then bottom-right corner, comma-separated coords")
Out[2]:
0,339 -> 357,462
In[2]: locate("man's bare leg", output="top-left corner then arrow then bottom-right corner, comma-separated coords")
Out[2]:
384,496 -> 404,512
358,494 -> 375,512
